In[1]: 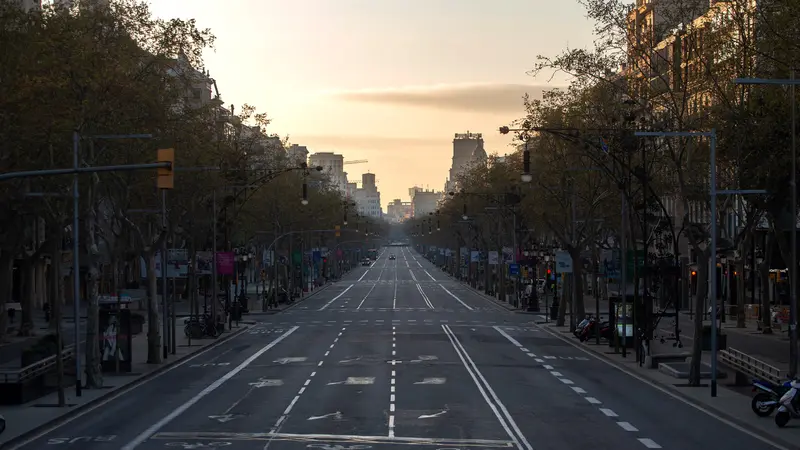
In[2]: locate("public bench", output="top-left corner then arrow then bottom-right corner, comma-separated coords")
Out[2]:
0,346 -> 75,405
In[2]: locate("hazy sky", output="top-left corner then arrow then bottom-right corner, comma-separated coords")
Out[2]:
149,0 -> 596,208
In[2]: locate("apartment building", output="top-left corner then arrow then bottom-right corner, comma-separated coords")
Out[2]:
309,152 -> 348,194
444,132 -> 487,193
411,188 -> 441,218
386,199 -> 412,223
354,173 -> 382,218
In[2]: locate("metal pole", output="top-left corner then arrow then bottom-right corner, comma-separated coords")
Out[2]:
72,130 -> 82,396
710,129 -> 719,397
161,189 -> 169,360
791,69 -> 798,379
571,181 -> 577,332
212,191 -> 218,327
621,189 -> 628,358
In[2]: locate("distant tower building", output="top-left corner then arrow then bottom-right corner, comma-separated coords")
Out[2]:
354,173 -> 382,218
309,152 -> 347,194
445,132 -> 487,193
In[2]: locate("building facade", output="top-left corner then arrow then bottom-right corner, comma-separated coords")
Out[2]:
386,199 -> 412,223
354,173 -> 382,218
309,152 -> 348,193
444,132 -> 487,193
411,188 -> 441,218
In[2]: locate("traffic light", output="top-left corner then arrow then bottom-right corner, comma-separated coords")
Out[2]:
157,148 -> 175,189
335,225 -> 341,237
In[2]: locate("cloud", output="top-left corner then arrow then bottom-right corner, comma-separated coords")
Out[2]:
329,82 -> 550,113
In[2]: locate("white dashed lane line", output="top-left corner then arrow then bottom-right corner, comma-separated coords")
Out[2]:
492,325 -> 662,449
269,327 -> 347,434
389,325 -> 397,438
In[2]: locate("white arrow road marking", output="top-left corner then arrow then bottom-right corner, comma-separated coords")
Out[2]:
307,411 -> 343,421
273,357 -> 307,365
418,409 -> 448,419
120,326 -> 299,450
208,414 -> 237,423
414,377 -> 446,385
326,377 -> 375,385
248,379 -> 283,388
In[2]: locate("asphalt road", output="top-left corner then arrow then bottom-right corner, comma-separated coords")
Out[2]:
9,247 -> 789,450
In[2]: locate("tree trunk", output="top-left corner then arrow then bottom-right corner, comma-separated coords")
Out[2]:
760,234 -> 774,334
0,251 -> 13,342
688,250 -> 709,386
84,257 -> 103,388
47,233 -> 66,406
146,251 -> 162,364
736,236 -> 747,328
570,248 -> 586,319
17,258 -> 35,337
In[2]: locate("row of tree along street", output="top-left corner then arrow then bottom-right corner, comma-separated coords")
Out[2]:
406,0 -> 800,384
0,0 -> 384,396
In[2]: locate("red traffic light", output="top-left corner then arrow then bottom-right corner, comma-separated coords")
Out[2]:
546,269 -> 551,274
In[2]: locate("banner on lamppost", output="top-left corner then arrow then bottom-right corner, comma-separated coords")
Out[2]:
555,250 -> 573,273
216,251 -> 235,275
488,251 -> 499,265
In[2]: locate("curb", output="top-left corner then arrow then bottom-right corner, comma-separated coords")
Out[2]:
535,323 -> 798,450
0,325 -> 251,450
246,282 -> 334,315
445,274 -> 520,313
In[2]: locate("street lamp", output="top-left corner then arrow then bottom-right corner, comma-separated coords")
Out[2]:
735,73 -> 799,379
499,125 -> 532,182
301,181 -> 309,205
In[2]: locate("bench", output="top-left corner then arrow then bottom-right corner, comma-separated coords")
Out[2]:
719,347 -> 782,386
646,352 -> 691,369
0,346 -> 76,405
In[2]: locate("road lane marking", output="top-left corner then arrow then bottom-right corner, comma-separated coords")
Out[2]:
638,438 -> 662,448
409,269 -> 418,281
424,269 -> 436,281
618,421 -> 638,431
600,408 -> 618,417
442,325 -> 532,450
440,284 -> 474,310
389,326 -> 397,438
414,377 -> 446,384
571,387 -> 586,394
493,326 -> 523,347
356,282 -> 378,310
585,397 -> 601,404
271,328 -> 348,432
152,431 -> 516,447
416,283 -> 434,309
319,284 -> 354,310
358,269 -> 370,281
120,326 -> 299,450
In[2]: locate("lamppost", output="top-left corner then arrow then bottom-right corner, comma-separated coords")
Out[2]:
734,73 -> 799,379
635,129 -> 767,397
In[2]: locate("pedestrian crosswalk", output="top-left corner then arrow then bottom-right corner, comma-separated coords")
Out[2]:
352,280 -> 441,284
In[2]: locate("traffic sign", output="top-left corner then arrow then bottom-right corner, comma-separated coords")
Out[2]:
509,263 -> 520,276
555,251 -> 573,273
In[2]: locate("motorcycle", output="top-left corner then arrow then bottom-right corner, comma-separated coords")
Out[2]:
775,379 -> 800,427
574,315 -> 593,338
579,317 -> 613,342
751,379 -> 792,417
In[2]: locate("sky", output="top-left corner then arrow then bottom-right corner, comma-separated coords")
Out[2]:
149,0 -> 596,208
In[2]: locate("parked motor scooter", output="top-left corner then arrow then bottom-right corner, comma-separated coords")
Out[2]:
574,315 -> 593,338
579,317 -> 613,342
775,379 -> 800,427
751,379 -> 792,417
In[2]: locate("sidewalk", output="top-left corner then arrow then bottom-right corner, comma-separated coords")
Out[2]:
539,321 -> 800,449
0,320 -> 252,448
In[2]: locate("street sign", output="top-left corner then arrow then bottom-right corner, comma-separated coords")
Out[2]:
509,263 -> 520,276
555,251 -> 573,273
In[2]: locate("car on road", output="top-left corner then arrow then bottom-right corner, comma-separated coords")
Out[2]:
389,254 -> 396,260
362,258 -> 371,266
